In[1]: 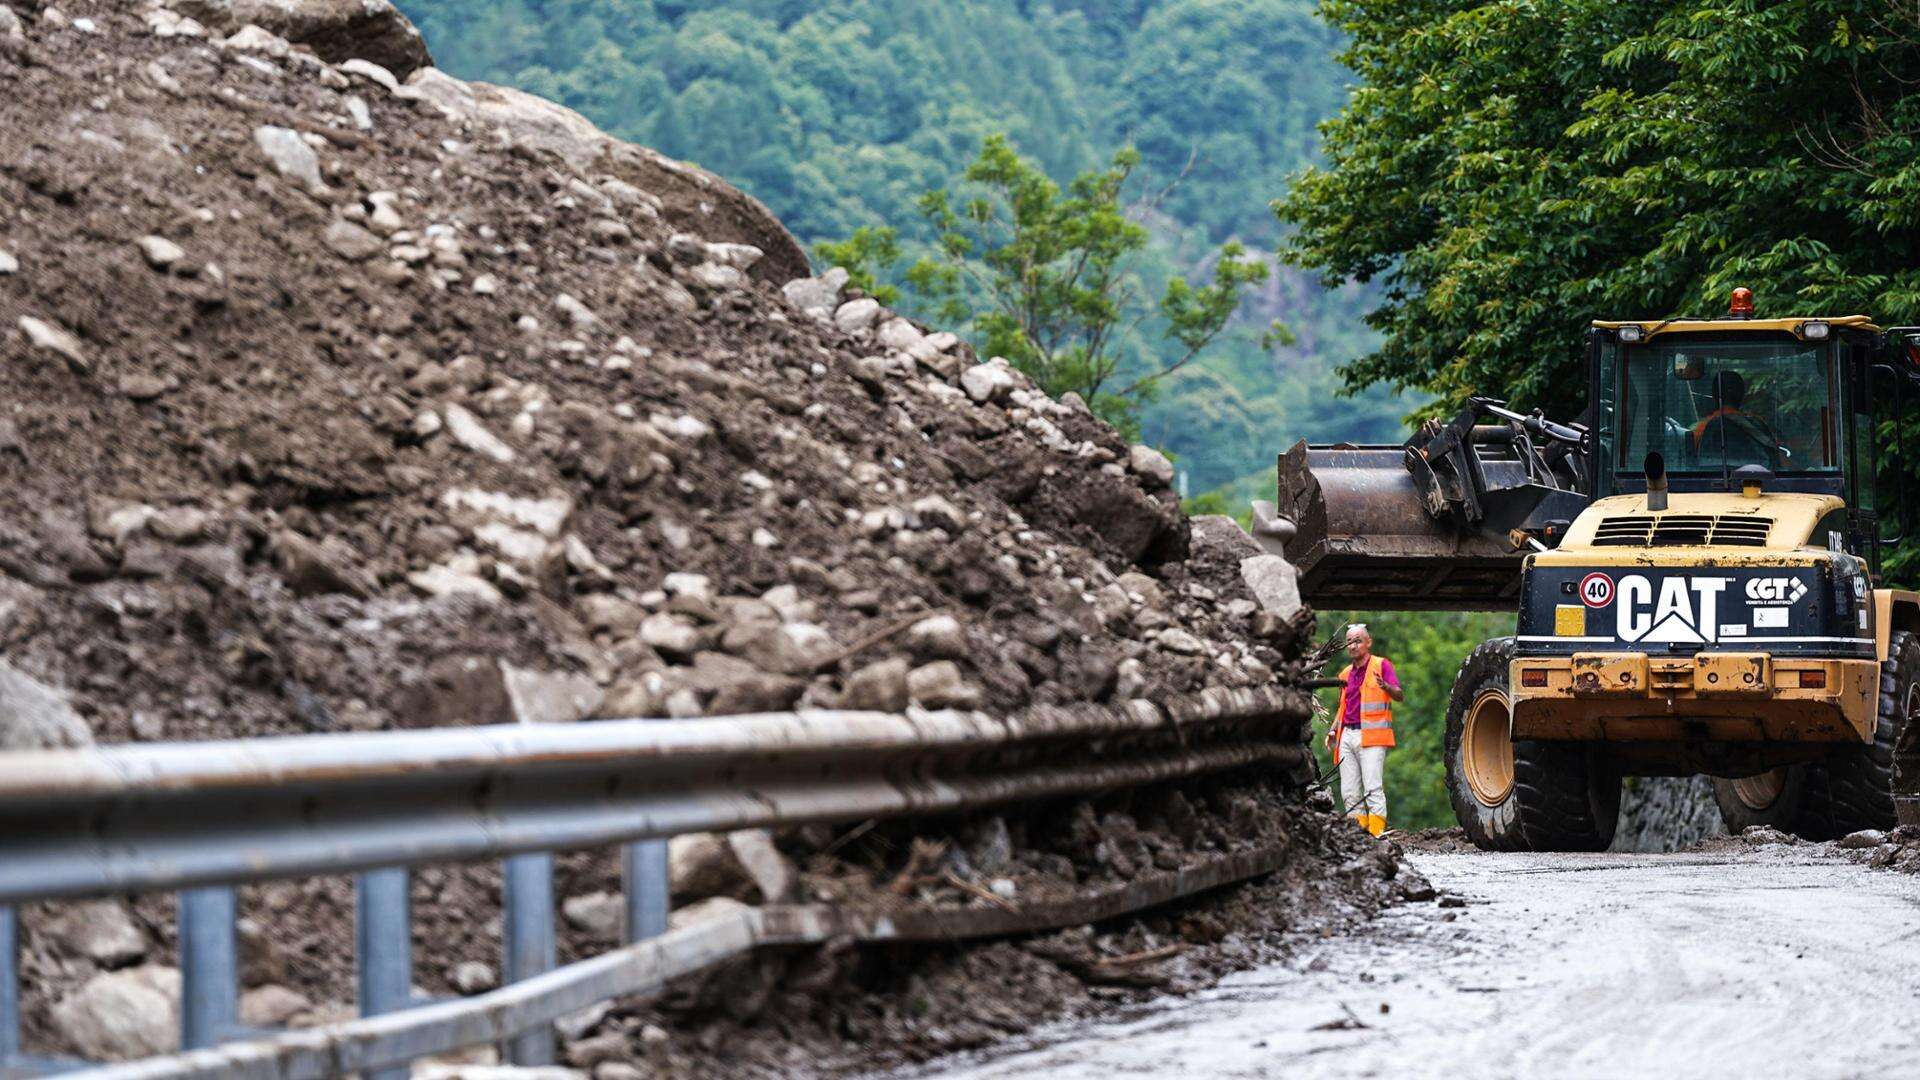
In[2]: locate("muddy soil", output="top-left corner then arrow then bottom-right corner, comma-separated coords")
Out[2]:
901,841 -> 1920,1080
0,0 -> 1339,1061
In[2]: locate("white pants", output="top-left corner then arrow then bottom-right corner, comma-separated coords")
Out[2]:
1337,726 -> 1388,820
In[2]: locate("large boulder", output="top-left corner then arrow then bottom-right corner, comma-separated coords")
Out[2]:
164,0 -> 432,78
0,659 -> 91,751
41,900 -> 148,968
50,966 -> 181,1061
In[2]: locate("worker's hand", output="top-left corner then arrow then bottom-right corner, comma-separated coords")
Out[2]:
1322,726 -> 1336,752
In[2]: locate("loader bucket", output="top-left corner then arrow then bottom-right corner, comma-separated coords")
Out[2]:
1270,441 -> 1529,612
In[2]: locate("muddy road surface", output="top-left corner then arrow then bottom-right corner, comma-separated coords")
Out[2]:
892,844 -> 1920,1079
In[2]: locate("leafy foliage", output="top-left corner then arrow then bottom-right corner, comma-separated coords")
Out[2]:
395,0 -> 1414,493
836,137 -> 1271,433
1278,0 -> 1920,574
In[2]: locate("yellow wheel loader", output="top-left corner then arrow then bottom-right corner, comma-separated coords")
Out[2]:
1261,289 -> 1920,850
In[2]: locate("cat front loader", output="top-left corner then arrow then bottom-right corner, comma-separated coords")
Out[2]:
1261,289 -> 1920,850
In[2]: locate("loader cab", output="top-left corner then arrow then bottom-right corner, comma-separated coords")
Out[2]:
1588,302 -> 1906,574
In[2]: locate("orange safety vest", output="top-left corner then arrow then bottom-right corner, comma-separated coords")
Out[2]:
1334,655 -> 1396,761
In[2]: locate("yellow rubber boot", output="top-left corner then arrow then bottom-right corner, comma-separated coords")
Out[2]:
1349,813 -> 1370,832
1365,814 -> 1387,838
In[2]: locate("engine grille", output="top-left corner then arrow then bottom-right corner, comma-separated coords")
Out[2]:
1591,514 -> 1772,548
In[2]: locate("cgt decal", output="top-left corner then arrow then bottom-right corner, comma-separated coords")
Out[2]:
1616,575 -> 1730,644
1746,576 -> 1808,605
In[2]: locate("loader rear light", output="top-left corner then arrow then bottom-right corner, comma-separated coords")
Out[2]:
1795,670 -> 1826,689
1521,668 -> 1549,687
1617,324 -> 1645,343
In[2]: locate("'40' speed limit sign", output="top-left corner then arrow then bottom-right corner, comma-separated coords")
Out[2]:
1579,572 -> 1615,608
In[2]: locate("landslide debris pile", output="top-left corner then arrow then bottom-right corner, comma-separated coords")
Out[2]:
0,0 -> 1307,750
0,0 -> 1335,1065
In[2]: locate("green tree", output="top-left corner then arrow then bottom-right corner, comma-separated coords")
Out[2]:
1277,0 -> 1920,572
838,135 -> 1271,435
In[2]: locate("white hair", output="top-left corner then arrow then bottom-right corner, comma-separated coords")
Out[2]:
1347,624 -> 1370,640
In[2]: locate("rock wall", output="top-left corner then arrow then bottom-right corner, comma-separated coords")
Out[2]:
1612,776 -> 1724,853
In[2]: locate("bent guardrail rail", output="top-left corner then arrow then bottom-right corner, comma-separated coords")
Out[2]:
0,686 -> 1309,1077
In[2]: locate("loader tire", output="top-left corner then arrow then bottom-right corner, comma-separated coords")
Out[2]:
1710,765 -> 1809,835
1798,630 -> 1918,837
1445,638 -> 1621,852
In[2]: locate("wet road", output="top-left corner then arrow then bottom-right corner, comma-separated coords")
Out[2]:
903,845 -> 1920,1080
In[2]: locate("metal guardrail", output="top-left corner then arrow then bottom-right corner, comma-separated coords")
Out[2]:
0,687 -> 1308,1076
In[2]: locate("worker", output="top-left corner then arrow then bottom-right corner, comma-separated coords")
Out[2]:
1325,624 -> 1402,836
1690,370 -> 1781,467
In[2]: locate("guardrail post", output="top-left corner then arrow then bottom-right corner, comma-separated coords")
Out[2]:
503,853 -> 555,1066
1,905 -> 19,1065
356,868 -> 412,1080
622,840 -> 670,942
179,887 -> 238,1050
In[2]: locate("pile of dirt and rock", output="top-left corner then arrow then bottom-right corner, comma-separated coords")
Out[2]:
1723,822 -> 1920,873
0,0 -> 1339,1065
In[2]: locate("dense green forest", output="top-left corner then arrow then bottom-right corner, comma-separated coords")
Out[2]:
394,0 -> 1414,497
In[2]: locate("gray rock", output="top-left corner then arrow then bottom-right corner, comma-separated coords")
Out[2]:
323,219 -> 383,261
1190,515 -> 1261,562
271,530 -> 375,598
1157,628 -> 1205,655
1128,444 -> 1176,488
833,298 -> 883,334
451,961 -> 496,995
339,57 -> 399,94
705,242 -> 764,270
670,832 -> 746,899
906,614 -> 968,661
687,262 -> 743,290
166,0 -> 432,78
1117,571 -> 1168,611
638,613 -> 701,659
220,24 -> 290,56
553,292 -> 598,328
239,984 -> 311,1026
50,965 -> 180,1061
683,651 -> 804,715
595,1064 -> 646,1080
911,495 -> 966,532
575,594 -> 645,638
781,268 -> 847,316
0,659 -> 91,751
841,657 -> 910,713
252,126 -> 325,191
135,235 -> 186,270
876,318 -> 924,352
0,250 -> 17,274
960,359 -> 1017,403
42,900 -> 148,968
560,892 -> 623,941
19,316 -> 90,371
0,5 -> 20,39
907,661 -> 982,709
556,999 -> 614,1045
501,664 -> 601,725
726,829 -> 796,903
1239,554 -> 1302,621
444,404 -> 516,463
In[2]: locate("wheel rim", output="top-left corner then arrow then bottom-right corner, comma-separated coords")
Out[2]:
1905,683 -> 1920,730
1463,688 -> 1516,807
1732,768 -> 1787,811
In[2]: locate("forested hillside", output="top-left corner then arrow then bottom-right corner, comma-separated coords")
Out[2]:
393,0 -> 1412,497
